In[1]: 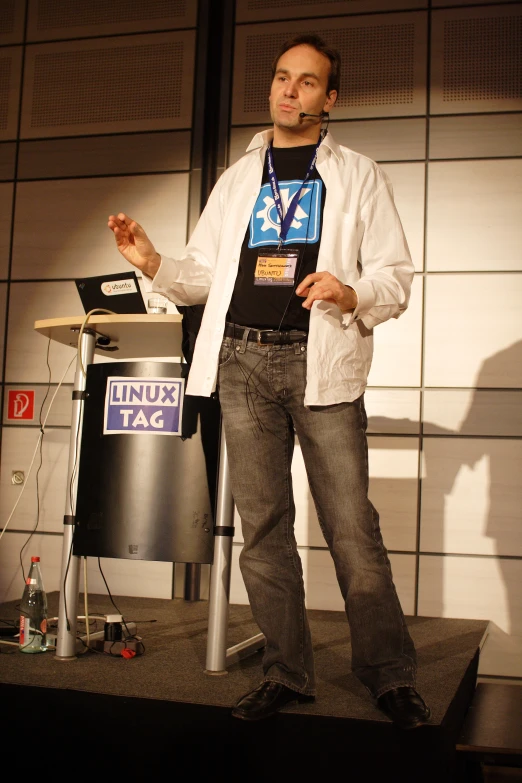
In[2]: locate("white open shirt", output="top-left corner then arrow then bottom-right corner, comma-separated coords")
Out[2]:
149,129 -> 414,406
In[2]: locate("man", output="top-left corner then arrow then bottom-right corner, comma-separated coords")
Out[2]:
108,34 -> 430,729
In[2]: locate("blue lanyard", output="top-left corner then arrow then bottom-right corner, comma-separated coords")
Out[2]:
266,134 -> 324,248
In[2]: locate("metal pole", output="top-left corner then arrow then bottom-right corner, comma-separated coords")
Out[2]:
184,563 -> 201,601
55,329 -> 95,660
205,424 -> 266,674
205,426 -> 235,673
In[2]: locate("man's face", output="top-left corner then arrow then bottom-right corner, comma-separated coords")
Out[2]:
269,44 -> 337,132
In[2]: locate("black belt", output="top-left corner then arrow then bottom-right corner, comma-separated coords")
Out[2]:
224,322 -> 308,345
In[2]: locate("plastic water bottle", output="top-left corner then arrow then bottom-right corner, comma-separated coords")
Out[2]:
19,556 -> 47,653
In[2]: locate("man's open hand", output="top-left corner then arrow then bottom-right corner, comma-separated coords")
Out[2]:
107,213 -> 161,279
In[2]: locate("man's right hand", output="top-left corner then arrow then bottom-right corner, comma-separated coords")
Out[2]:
107,213 -> 161,280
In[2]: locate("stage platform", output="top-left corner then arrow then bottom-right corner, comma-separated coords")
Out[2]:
0,592 -> 488,780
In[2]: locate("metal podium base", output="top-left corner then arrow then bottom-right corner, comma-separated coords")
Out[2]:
52,324 -> 264,670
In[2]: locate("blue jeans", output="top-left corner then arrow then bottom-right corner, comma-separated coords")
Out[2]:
217,331 -> 417,698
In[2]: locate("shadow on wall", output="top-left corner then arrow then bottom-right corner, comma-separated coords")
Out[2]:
365,340 -> 522,645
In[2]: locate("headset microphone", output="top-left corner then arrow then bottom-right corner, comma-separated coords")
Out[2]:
299,111 -> 327,118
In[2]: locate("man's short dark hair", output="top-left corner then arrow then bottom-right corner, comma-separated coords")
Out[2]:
271,34 -> 341,95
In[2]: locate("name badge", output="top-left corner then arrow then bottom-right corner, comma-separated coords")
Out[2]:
254,251 -> 299,286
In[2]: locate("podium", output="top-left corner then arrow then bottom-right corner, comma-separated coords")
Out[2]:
34,315 -> 265,667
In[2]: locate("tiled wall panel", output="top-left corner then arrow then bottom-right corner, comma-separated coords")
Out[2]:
330,118 -> 426,162
367,274 -> 423,388
433,0 -> 520,5
380,162 -> 425,271
429,114 -> 522,160
0,283 -> 7,380
17,131 -> 191,180
424,275 -> 522,389
0,1 -> 26,46
423,390 -> 522,438
228,119 -> 427,167
430,5 -> 522,115
0,531 -> 64,603
84,557 -> 174,600
0,531 -> 174,604
367,436 -> 419,552
0,182 -> 13,278
236,0 -> 427,23
0,46 -> 23,141
426,160 -> 522,272
365,389 -> 421,435
11,173 -> 190,280
418,555 -> 522,635
0,143 -> 16,180
6,282 -> 94,384
26,0 -> 197,41
420,438 -> 522,556
0,426 -> 70,534
227,126 -> 266,167
20,32 -> 196,138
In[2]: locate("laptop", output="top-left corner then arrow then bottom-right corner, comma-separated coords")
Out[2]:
75,271 -> 148,315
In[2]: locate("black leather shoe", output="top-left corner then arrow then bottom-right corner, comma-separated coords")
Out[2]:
231,681 -> 314,721
377,686 -> 431,729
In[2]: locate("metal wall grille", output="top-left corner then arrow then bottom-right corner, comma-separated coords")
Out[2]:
0,57 -> 11,130
35,0 -> 187,29
246,0 -> 349,7
443,15 -> 522,102
30,42 -> 183,128
0,0 -> 17,34
242,32 -> 284,113
336,23 -> 415,107
236,0 -> 427,22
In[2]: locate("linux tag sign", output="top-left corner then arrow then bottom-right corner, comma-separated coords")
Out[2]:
104,377 -> 184,436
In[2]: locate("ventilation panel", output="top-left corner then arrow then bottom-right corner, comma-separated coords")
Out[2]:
431,5 -> 522,115
232,13 -> 427,125
26,0 -> 197,41
0,0 -> 25,45
20,31 -> 196,138
0,47 -> 23,141
236,0 -> 427,23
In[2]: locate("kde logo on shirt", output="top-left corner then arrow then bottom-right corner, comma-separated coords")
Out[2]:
104,377 -> 184,436
249,179 -> 322,247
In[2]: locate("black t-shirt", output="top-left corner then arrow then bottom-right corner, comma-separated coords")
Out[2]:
227,143 -> 326,331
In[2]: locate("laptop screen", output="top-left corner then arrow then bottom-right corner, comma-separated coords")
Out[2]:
75,271 -> 148,315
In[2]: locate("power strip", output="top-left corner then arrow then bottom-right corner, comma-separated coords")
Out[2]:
46,622 -> 137,654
